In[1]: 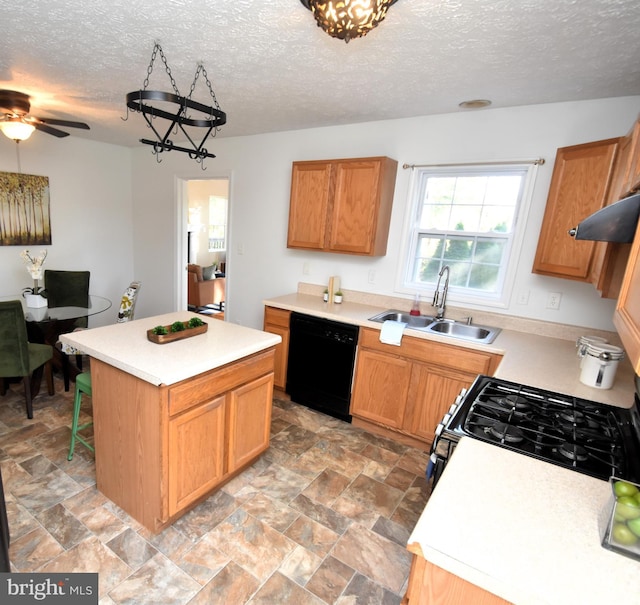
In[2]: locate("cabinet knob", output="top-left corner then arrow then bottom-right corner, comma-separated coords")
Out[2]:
568,227 -> 578,238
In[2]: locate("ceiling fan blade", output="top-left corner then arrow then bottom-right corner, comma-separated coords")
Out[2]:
34,122 -> 70,138
37,117 -> 90,130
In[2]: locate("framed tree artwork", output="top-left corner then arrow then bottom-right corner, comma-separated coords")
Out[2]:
0,171 -> 51,245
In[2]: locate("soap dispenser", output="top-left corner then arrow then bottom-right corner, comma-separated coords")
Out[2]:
410,293 -> 421,316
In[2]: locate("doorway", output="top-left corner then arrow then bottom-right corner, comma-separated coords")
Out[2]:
178,177 -> 229,319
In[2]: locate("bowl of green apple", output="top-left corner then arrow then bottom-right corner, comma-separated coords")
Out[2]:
601,478 -> 640,561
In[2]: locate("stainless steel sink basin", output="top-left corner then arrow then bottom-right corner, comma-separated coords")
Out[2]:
368,309 -> 433,329
369,309 -> 500,344
426,320 -> 501,344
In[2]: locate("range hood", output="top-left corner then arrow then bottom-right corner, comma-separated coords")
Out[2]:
568,192 -> 640,243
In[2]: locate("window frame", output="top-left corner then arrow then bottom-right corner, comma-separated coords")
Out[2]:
396,162 -> 539,308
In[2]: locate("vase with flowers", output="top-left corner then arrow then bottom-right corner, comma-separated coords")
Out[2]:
20,249 -> 48,307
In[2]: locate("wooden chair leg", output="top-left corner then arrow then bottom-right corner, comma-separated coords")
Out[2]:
76,355 -> 83,371
45,361 -> 54,396
22,376 -> 34,419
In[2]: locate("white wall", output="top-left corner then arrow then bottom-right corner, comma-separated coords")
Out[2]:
0,134 -> 133,327
131,96 -> 640,331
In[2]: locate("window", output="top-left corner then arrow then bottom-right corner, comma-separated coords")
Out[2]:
208,196 -> 227,252
400,163 -> 537,306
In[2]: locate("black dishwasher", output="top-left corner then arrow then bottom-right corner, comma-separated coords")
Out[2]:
286,312 -> 359,422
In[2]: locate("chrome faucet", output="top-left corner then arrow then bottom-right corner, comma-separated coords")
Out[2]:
432,265 -> 450,320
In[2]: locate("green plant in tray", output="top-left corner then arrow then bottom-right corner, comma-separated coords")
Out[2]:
151,325 -> 168,335
170,321 -> 186,332
188,317 -> 205,328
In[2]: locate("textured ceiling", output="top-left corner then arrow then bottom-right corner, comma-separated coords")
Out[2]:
1,0 -> 639,147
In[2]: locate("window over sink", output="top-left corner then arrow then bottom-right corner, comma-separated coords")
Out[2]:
398,162 -> 538,307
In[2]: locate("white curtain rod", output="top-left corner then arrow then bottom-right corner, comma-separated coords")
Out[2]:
402,158 -> 545,169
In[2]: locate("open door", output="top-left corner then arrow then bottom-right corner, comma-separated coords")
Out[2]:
178,177 -> 229,320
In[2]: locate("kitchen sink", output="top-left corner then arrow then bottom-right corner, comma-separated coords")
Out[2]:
426,320 -> 500,344
368,309 -> 434,329
368,309 -> 501,344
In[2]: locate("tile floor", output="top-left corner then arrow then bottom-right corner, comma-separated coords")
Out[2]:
0,375 -> 432,604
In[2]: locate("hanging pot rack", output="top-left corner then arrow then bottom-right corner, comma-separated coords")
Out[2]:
124,43 -> 226,169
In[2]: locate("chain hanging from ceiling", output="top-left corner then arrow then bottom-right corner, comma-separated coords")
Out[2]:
124,43 -> 226,169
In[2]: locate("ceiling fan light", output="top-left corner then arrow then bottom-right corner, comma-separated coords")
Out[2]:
0,119 -> 35,141
303,0 -> 397,43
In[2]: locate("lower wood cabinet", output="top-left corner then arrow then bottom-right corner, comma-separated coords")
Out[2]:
92,348 -> 275,532
351,328 -> 502,448
168,395 -> 226,516
403,554 -> 512,605
263,306 -> 291,390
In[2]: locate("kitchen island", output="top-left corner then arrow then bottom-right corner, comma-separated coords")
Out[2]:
405,437 -> 640,605
60,312 -> 281,532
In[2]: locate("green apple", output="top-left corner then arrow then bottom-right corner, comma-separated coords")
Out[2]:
614,481 -> 640,498
627,517 -> 640,538
612,523 -> 638,546
615,496 -> 640,520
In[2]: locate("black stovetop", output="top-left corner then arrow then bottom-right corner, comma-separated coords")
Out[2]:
446,375 -> 640,483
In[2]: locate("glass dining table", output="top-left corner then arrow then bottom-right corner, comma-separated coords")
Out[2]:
0,294 -> 112,391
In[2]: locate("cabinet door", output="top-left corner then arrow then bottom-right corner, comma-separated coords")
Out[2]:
614,220 -> 640,374
329,159 -> 383,255
351,349 -> 411,429
168,395 -> 226,516
227,373 -> 274,473
622,118 -> 640,194
263,307 -> 290,390
287,161 -> 333,250
406,364 -> 477,443
533,138 -> 619,280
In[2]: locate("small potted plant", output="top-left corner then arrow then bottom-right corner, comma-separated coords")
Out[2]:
334,290 -> 343,304
323,289 -> 329,302
20,249 -> 48,308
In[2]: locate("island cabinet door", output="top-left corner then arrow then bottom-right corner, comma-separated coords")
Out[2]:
227,373 -> 274,473
168,395 -> 226,516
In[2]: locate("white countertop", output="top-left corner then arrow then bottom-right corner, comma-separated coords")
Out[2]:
264,293 -> 636,408
60,312 -> 281,386
408,438 -> 640,605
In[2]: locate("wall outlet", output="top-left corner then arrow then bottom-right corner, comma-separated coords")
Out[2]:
546,292 -> 562,310
237,242 -> 245,255
303,262 -> 310,275
516,289 -> 530,305
368,269 -> 376,284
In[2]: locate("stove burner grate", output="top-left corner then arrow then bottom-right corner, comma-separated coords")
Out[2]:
488,422 -> 525,443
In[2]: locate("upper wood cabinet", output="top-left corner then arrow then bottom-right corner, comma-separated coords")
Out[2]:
287,156 -> 398,256
614,219 -> 640,374
532,138 -> 623,297
622,117 -> 640,195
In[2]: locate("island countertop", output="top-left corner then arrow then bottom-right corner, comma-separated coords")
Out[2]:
60,311 -> 281,386
408,437 -> 640,605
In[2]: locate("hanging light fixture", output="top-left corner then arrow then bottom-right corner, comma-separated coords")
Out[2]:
0,118 -> 36,141
300,0 -> 399,43
124,43 -> 226,169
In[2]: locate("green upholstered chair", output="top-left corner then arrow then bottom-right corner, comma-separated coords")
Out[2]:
44,270 -> 90,328
0,300 -> 55,419
68,371 -> 93,460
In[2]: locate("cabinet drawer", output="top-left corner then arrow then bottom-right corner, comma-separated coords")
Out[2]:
264,306 -> 290,328
359,327 -> 495,375
169,349 -> 275,416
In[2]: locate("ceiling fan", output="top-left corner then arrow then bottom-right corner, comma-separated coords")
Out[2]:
0,89 -> 90,141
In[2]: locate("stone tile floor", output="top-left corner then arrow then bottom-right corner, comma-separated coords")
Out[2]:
0,375 -> 431,604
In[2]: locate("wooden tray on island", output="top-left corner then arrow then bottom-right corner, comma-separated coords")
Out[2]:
147,321 -> 208,344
